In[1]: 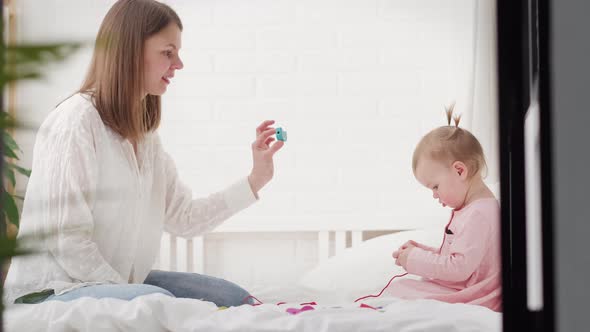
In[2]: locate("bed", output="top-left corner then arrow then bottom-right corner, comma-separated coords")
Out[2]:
3,227 -> 502,331
5,293 -> 500,332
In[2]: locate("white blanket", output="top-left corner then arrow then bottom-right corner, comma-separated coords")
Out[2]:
5,293 -> 501,332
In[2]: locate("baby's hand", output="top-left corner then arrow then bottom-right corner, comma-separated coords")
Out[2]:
392,240 -> 417,259
394,243 -> 415,268
400,240 -> 418,250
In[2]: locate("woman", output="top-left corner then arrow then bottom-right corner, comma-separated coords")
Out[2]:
4,0 -> 284,307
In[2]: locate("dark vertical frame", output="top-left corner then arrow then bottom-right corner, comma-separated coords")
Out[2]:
537,0 -> 555,329
497,0 -> 529,329
497,0 -> 554,331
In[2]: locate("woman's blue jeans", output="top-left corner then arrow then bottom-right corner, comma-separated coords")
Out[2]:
44,270 -> 253,307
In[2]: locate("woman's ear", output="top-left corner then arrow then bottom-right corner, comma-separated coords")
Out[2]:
452,161 -> 469,180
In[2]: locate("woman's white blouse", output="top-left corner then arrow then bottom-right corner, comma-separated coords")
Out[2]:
4,93 -> 257,304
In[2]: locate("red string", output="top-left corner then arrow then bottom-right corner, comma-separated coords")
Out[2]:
354,211 -> 457,303
353,272 -> 408,303
244,212 -> 458,307
243,295 -> 264,305
300,301 -> 317,306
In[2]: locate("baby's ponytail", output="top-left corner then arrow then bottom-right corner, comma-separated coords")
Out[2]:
413,102 -> 487,179
444,101 -> 462,127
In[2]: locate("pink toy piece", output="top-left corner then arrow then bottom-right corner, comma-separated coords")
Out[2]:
359,303 -> 377,310
286,305 -> 315,315
299,301 -> 317,306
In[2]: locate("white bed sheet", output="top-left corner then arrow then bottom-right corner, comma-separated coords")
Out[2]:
5,290 -> 501,332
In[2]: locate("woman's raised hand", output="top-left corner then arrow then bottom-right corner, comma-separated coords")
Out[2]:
247,120 -> 285,196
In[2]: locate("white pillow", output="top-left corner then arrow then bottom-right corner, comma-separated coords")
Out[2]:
297,227 -> 444,302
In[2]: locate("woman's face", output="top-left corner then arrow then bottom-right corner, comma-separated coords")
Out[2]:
143,23 -> 184,96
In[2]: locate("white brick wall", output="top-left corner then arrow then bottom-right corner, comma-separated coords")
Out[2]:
158,0 -> 483,289
158,0 -> 480,234
13,0 -> 493,290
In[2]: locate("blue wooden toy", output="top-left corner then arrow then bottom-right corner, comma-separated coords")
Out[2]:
276,127 -> 287,142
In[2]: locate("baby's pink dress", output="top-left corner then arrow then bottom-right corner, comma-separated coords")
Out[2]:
386,198 -> 502,311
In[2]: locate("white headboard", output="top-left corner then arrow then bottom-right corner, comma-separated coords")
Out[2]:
156,229 -> 374,274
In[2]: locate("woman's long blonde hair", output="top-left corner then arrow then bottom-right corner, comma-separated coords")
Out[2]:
79,0 -> 182,142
